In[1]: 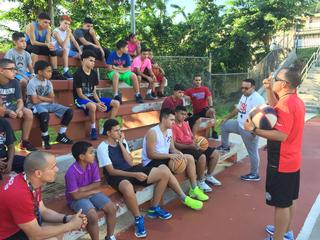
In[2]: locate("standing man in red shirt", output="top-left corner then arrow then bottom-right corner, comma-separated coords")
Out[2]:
244,68 -> 305,240
185,74 -> 218,139
0,151 -> 87,240
161,83 -> 184,111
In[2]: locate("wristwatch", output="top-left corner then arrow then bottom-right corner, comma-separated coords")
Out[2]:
252,126 -> 257,133
63,215 -> 68,224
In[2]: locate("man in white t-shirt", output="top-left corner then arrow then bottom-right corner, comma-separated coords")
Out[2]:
217,79 -> 265,181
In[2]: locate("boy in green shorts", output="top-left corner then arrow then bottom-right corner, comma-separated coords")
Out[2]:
106,40 -> 143,104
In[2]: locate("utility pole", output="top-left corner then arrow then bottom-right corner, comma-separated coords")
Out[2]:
130,0 -> 135,34
48,0 -> 55,27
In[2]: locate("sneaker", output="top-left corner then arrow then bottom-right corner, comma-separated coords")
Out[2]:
264,237 -> 292,240
157,92 -> 165,98
197,180 -> 212,193
105,235 -> 117,240
19,140 -> 37,151
51,70 -> 67,80
265,224 -> 294,240
90,128 -> 98,140
216,145 -> 230,152
151,92 -> 157,98
147,205 -> 172,220
134,216 -> 147,238
205,175 -> 222,186
113,94 -> 122,104
42,135 -> 51,150
56,133 -> 73,144
145,93 -> 157,100
211,130 -> 219,139
240,173 -> 261,181
183,196 -> 203,210
63,71 -> 73,80
189,186 -> 209,201
135,94 -> 144,103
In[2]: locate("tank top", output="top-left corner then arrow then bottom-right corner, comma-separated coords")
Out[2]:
142,125 -> 172,166
26,21 -> 48,44
51,27 -> 70,49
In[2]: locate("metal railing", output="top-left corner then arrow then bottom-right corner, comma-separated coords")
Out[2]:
300,46 -> 320,83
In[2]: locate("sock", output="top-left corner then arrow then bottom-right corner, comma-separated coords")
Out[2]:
147,89 -> 152,94
63,67 -> 69,73
59,127 -> 67,134
41,131 -> 49,136
134,215 -> 142,221
114,92 -> 119,97
106,236 -> 116,240
180,193 -> 187,201
135,92 -> 140,97
150,204 -> 159,209
191,182 -> 197,189
91,123 -> 96,129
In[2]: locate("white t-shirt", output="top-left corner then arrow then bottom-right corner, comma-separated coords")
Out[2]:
237,91 -> 265,128
51,28 -> 70,50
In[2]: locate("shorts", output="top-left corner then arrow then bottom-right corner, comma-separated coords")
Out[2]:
56,48 -> 78,58
265,166 -> 300,208
69,192 -> 110,215
26,44 -> 57,56
15,72 -> 32,81
106,165 -> 154,190
4,230 -> 28,240
152,67 -> 164,83
74,97 -> 112,115
181,147 -> 215,161
107,70 -> 133,86
145,159 -> 170,168
187,107 -> 209,129
30,103 -> 69,118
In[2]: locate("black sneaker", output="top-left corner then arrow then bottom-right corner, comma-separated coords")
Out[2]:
19,140 -> 37,151
42,135 -> 51,150
151,91 -> 157,98
63,71 -> 73,80
216,145 -> 230,152
135,94 -> 144,103
113,94 -> 122,104
51,70 -> 67,80
56,133 -> 73,144
240,173 -> 261,181
145,93 -> 157,100
211,130 -> 219,139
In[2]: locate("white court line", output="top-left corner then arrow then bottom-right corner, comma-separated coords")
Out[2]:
297,193 -> 320,240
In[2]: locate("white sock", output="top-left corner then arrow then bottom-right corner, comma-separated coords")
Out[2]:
59,127 -> 67,134
135,92 -> 140,96
147,89 -> 152,94
64,67 -> 69,73
41,131 -> 49,136
114,92 -> 119,97
91,123 -> 96,129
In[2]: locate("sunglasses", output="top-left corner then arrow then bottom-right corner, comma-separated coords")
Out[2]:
274,76 -> 289,83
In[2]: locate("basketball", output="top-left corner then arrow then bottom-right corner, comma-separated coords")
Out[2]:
168,157 -> 187,174
195,136 -> 209,151
249,104 -> 277,130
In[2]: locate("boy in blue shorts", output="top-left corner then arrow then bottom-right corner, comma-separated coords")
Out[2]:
5,32 -> 34,100
106,39 -> 143,104
65,141 -> 117,240
73,50 -> 120,140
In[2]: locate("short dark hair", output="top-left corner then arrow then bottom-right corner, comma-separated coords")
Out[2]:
193,74 -> 202,80
0,58 -> 15,68
72,141 -> 93,161
103,119 -> 119,136
174,83 -> 185,91
116,39 -> 128,50
12,32 -> 25,42
283,67 -> 301,89
126,33 -> 135,41
81,49 -> 97,60
38,12 -> 51,20
243,78 -> 256,86
160,108 -> 174,122
175,105 -> 187,113
141,48 -> 151,53
34,60 -> 51,73
83,17 -> 93,24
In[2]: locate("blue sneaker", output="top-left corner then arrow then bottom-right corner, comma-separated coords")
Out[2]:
265,224 -> 294,240
240,173 -> 261,181
134,216 -> 147,238
147,205 -> 172,220
90,128 -> 98,140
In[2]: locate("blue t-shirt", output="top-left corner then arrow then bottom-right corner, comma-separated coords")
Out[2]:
106,51 -> 131,68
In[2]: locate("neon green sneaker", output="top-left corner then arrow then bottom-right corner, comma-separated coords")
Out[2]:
183,196 -> 203,210
189,186 -> 209,201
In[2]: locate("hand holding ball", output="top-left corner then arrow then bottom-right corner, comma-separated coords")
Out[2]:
249,104 -> 277,130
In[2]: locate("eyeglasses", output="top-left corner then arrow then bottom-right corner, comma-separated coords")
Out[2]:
3,67 -> 17,72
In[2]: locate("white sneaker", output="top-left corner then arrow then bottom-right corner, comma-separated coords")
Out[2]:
205,175 -> 222,186
197,180 -> 212,193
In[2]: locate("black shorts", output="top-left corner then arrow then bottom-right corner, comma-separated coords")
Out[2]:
266,166 -> 300,208
181,147 -> 215,161
26,44 -> 57,56
106,165 -> 154,191
145,159 -> 170,168
5,230 -> 28,240
187,107 -> 209,129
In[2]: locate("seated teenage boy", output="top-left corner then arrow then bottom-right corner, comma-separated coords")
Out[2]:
97,119 -> 172,238
26,60 -> 74,149
73,50 -> 120,140
172,105 -> 221,193
65,141 -> 117,240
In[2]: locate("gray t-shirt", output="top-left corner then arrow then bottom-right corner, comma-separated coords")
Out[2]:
4,48 -> 32,73
26,76 -> 53,108
71,28 -> 94,50
0,79 -> 21,111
